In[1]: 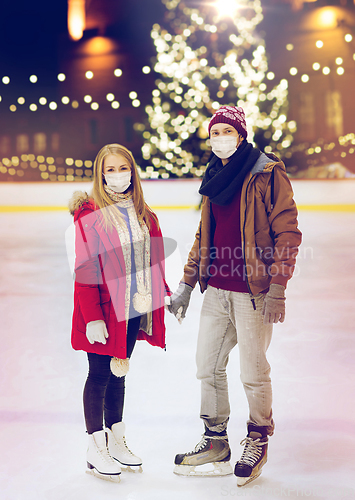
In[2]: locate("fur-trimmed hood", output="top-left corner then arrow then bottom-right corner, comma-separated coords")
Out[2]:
68,190 -> 92,216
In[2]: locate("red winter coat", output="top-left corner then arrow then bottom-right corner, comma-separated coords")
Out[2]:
69,191 -> 168,359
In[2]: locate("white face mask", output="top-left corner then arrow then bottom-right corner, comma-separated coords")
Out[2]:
209,136 -> 239,159
104,171 -> 131,193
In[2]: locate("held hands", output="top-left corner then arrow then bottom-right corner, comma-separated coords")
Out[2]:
262,284 -> 286,324
86,320 -> 109,344
165,281 -> 193,324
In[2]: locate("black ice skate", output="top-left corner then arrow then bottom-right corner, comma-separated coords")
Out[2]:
234,426 -> 268,487
174,432 -> 232,476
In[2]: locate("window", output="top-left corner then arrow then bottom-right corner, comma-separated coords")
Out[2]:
34,133 -> 47,154
16,134 -> 29,153
297,92 -> 315,140
90,119 -> 98,145
124,116 -> 133,143
51,133 -> 60,152
326,91 -> 343,137
0,136 -> 11,155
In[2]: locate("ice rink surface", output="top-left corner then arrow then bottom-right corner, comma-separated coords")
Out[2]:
0,205 -> 355,500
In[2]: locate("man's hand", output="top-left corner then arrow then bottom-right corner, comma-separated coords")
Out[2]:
165,282 -> 193,323
262,284 -> 286,324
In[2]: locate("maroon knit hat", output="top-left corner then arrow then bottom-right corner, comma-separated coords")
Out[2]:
208,106 -> 247,138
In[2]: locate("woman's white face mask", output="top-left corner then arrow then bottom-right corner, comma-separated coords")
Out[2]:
209,135 -> 239,159
104,171 -> 131,193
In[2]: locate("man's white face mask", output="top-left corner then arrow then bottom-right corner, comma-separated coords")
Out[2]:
104,171 -> 131,193
209,136 -> 239,159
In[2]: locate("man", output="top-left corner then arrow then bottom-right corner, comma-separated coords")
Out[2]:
167,106 -> 302,486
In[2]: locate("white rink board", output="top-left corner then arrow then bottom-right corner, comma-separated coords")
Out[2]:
0,179 -> 354,208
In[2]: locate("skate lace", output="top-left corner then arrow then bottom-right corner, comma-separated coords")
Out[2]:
98,444 -> 116,464
121,436 -> 135,456
186,435 -> 209,455
239,437 -> 267,467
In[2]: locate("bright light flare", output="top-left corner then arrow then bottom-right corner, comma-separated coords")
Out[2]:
68,0 -> 86,41
215,0 -> 240,19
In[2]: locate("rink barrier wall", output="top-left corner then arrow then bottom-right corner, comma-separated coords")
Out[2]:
0,179 -> 354,211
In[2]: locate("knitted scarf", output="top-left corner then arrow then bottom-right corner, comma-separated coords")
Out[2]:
104,185 -> 152,320
199,141 -> 261,206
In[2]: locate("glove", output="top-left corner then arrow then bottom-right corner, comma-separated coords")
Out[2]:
86,320 -> 109,344
262,284 -> 286,324
165,282 -> 193,323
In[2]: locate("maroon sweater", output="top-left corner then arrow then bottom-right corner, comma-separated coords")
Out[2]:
208,190 -> 249,293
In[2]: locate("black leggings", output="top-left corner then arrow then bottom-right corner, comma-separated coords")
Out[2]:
83,315 -> 141,435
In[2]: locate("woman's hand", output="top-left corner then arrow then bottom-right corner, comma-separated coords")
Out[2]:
86,320 -> 109,344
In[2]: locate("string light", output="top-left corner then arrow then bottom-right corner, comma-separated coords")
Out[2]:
0,153 -> 97,182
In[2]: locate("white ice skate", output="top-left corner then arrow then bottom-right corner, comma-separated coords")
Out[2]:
106,422 -> 143,473
86,429 -> 121,483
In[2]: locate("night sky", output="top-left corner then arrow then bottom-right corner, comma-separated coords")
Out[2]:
0,0 -> 166,75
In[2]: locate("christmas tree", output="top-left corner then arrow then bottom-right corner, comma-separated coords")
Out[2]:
135,0 -> 294,179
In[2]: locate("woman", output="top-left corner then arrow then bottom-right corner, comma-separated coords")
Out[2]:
69,144 -> 169,482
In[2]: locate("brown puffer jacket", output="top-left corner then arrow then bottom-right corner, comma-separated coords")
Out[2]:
183,152 -> 302,296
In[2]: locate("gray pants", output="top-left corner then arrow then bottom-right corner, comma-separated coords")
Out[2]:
196,285 -> 275,436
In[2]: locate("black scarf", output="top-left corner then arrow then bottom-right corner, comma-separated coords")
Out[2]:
199,141 -> 261,206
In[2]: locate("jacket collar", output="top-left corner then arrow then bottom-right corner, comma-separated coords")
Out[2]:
250,152 -> 286,176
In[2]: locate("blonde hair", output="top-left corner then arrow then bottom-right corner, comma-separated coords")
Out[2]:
91,143 -> 158,230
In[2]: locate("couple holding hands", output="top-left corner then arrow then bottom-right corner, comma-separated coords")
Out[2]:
69,106 -> 301,487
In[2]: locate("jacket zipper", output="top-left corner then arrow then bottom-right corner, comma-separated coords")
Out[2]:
242,176 -> 256,311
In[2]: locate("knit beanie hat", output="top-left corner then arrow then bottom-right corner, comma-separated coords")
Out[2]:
208,106 -> 247,138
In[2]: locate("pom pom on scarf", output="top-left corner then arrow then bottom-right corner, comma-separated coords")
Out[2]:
110,357 -> 129,377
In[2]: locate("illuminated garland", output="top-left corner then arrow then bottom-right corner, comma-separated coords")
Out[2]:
136,0 -> 293,178
0,67 -> 147,181
282,132 -> 355,176
0,155 -> 94,181
0,68 -> 144,112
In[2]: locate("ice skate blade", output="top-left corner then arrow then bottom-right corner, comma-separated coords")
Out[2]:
236,470 -> 262,487
119,464 -> 143,473
86,468 -> 121,483
174,461 -> 233,477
